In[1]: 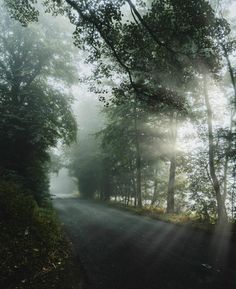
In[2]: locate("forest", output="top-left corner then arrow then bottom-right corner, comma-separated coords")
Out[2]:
65,0 -> 236,225
1,0 -> 236,289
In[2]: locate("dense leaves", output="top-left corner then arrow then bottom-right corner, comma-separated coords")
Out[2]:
0,5 -> 76,203
2,0 -> 236,225
0,4 -> 80,288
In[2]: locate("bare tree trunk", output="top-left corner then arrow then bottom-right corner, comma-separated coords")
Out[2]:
167,112 -> 177,214
134,100 -> 142,208
223,156 -> 229,203
222,45 -> 236,204
127,187 -> 130,205
232,176 -> 236,219
222,126 -> 232,204
151,170 -> 158,206
223,45 -> 236,108
131,174 -> 137,206
136,129 -> 142,208
203,76 -> 228,224
167,155 -> 176,213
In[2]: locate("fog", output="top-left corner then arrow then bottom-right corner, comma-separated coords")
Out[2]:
50,168 -> 78,198
43,1 -> 236,224
2,0 -> 236,222
2,1 -> 236,289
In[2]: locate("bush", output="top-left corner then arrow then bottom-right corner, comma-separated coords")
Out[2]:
32,207 -> 61,248
0,180 -> 36,222
0,180 -> 67,289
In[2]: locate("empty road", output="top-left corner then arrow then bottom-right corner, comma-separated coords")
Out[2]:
53,198 -> 236,289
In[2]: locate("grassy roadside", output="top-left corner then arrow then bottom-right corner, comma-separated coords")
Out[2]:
102,200 -> 236,236
0,182 -> 87,289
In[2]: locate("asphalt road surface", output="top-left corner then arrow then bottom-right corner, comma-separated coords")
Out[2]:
53,198 -> 236,289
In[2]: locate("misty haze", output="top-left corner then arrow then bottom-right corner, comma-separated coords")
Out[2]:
1,1 -> 236,289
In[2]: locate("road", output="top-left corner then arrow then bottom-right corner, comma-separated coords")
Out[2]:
53,198 -> 236,289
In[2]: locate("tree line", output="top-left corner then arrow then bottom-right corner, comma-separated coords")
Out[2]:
2,0 -> 236,225
66,0 -> 236,224
0,2 -> 77,205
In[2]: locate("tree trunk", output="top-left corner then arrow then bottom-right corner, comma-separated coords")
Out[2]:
166,112 -> 177,214
222,45 -> 236,207
134,100 -> 142,208
203,76 -> 228,224
167,155 -> 176,213
151,170 -> 158,206
223,45 -> 236,108
136,130 -> 142,208
232,177 -> 236,219
131,174 -> 137,206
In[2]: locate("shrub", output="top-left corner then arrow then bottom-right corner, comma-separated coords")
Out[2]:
0,180 -> 65,289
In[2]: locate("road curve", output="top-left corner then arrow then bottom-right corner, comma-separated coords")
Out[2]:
53,198 -> 236,289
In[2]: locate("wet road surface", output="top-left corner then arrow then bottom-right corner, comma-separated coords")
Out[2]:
53,198 -> 236,289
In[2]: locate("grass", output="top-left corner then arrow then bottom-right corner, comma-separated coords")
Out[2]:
0,181 -> 87,289
104,200 -> 236,236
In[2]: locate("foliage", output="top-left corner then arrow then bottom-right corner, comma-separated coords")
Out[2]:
0,179 -> 86,289
0,181 -> 57,288
0,5 -> 77,203
70,142 -> 103,199
0,7 -> 81,285
3,0 -> 236,222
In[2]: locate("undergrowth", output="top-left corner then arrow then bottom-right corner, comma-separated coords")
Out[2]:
106,200 -> 236,235
0,181 -> 85,289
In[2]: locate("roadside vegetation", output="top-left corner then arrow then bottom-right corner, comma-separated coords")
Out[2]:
0,182 -> 85,289
0,3 -> 85,288
104,200 -> 236,234
64,0 -> 236,227
1,0 -> 236,286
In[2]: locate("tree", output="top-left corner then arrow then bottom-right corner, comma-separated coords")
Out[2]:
166,112 -> 178,213
203,76 -> 228,223
99,97 -> 145,206
0,5 -> 77,203
68,96 -> 105,199
6,0 -> 234,221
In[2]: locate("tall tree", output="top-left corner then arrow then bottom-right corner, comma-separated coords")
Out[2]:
6,0 -> 234,221
0,5 -> 77,203
203,76 -> 228,223
166,112 -> 178,213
